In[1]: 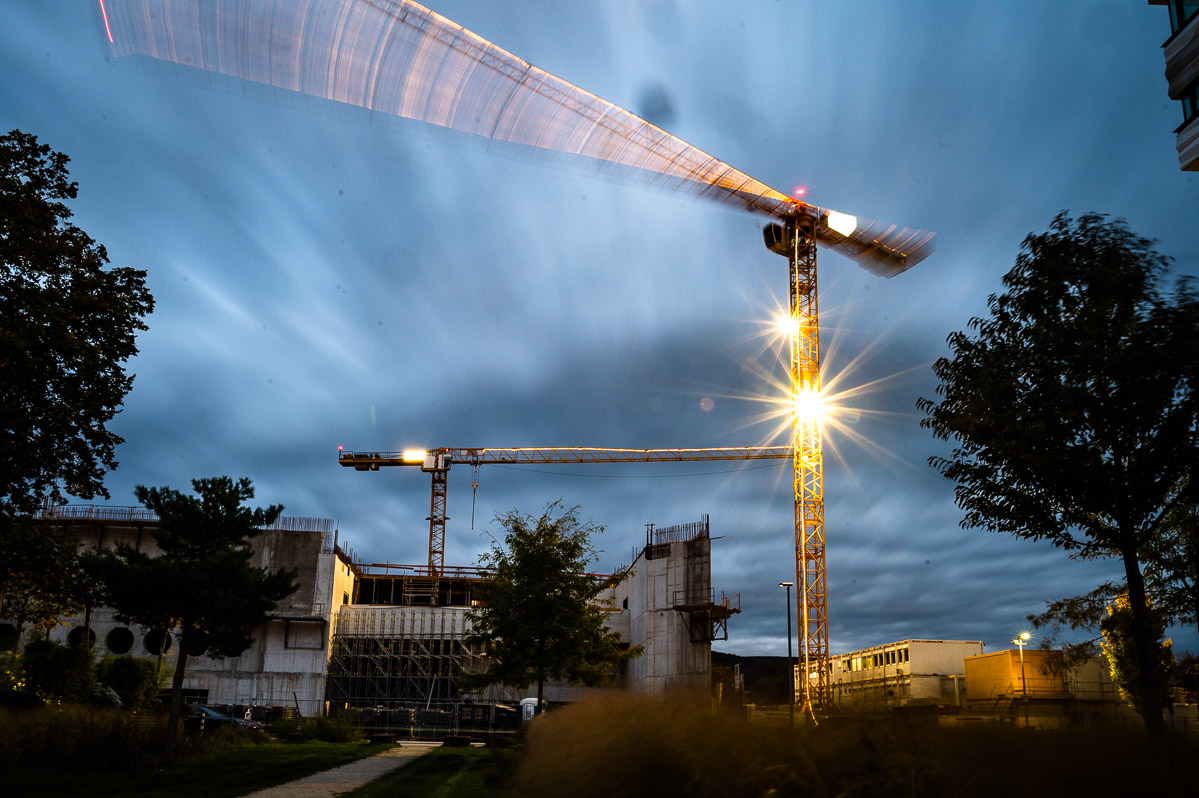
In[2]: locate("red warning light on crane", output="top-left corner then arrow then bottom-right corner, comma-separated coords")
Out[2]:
792,186 -> 807,198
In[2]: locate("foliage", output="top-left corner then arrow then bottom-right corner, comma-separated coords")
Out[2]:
19,636 -> 95,703
1141,493 -> 1199,645
918,212 -> 1199,736
96,655 -> 163,711
270,714 -> 364,743
0,519 -> 87,647
90,476 -> 298,757
505,696 -> 1199,797
1100,593 -> 1175,712
464,502 -> 639,706
0,129 -> 153,515
1176,650 -> 1199,703
89,684 -> 123,707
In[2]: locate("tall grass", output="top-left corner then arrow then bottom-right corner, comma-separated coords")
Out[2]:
0,705 -> 259,771
270,712 -> 364,743
503,696 -> 1199,797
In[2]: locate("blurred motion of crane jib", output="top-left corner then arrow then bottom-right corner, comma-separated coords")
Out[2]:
96,0 -> 933,274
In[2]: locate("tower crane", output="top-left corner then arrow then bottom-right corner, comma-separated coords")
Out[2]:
339,446 -> 792,574
103,0 -> 936,712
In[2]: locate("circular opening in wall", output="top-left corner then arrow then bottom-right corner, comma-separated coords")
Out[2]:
67,626 -> 97,649
0,624 -> 17,652
105,626 -> 134,655
144,628 -> 172,655
184,632 -> 209,657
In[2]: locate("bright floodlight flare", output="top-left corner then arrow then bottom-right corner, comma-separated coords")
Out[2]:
825,210 -> 857,237
793,387 -> 824,423
402,449 -> 427,463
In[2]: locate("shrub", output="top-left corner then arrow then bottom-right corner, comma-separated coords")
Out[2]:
20,637 -> 95,702
271,713 -> 364,743
96,655 -> 163,711
89,684 -> 123,707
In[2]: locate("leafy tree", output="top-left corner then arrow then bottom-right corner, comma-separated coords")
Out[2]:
0,129 -> 153,515
1142,493 -> 1199,645
91,476 -> 298,757
0,520 -> 85,649
919,212 -> 1199,736
1032,495 -> 1199,655
464,502 -> 639,710
1100,593 -> 1175,713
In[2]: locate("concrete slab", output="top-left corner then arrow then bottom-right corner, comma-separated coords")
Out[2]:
242,741 -> 441,797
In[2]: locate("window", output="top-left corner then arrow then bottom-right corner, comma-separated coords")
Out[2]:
342,591 -> 350,605
1182,78 -> 1199,127
1168,1 -> 1199,35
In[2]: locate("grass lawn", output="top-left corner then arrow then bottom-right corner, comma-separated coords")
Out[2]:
344,746 -> 500,798
5,739 -> 393,798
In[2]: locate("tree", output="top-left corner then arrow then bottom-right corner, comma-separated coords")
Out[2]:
0,129 -> 154,515
918,212 -> 1199,737
0,519 -> 85,649
464,503 -> 640,710
91,476 -> 298,757
1100,593 -> 1176,712
1141,492 -> 1199,645
1031,494 -> 1199,655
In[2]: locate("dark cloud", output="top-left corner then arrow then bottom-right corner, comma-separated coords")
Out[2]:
2,1 -> 1195,659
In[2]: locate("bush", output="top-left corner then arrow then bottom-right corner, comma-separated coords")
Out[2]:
89,684 -> 123,707
20,637 -> 95,702
96,655 -> 162,711
271,713 -> 364,743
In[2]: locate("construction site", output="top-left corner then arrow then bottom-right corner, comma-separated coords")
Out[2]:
18,501 -> 739,738
1,0 -> 943,736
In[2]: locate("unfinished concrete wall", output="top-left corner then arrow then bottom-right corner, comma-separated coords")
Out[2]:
31,515 -> 341,716
618,536 -> 712,695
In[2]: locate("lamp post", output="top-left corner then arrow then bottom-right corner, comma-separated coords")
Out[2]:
1011,631 -> 1031,727
779,581 -> 794,725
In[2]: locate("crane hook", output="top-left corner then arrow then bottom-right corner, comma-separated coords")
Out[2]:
470,464 -> 480,529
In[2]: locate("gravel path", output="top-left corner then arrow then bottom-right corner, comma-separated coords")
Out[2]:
242,741 -> 441,797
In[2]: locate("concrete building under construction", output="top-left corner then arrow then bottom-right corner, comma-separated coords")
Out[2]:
6,505 -> 737,732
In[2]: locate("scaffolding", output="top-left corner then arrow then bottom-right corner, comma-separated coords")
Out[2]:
326,606 -> 487,706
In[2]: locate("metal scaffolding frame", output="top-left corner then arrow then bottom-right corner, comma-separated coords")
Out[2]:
326,607 -> 489,709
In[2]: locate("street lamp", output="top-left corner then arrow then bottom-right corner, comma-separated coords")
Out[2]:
1011,631 -> 1031,727
779,581 -> 794,725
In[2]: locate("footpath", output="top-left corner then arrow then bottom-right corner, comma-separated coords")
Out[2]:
243,740 -> 441,797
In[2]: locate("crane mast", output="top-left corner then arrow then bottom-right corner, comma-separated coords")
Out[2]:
339,445 -> 792,575
767,215 -> 828,713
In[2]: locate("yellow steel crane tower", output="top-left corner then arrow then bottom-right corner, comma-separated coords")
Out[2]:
104,0 -> 936,714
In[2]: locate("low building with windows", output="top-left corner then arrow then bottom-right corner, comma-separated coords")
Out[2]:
828,639 -> 983,711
